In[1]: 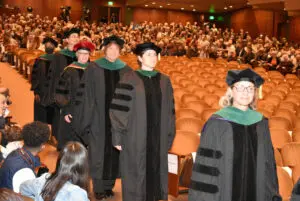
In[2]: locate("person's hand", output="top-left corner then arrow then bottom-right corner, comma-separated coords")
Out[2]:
34,94 -> 40,102
115,145 -> 122,151
64,114 -> 72,123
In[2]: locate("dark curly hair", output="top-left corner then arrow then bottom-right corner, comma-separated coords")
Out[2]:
22,121 -> 50,148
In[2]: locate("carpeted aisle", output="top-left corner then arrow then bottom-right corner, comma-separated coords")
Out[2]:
0,62 -> 33,126
0,62 -> 188,201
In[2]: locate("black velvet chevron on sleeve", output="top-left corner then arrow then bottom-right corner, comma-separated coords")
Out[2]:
193,163 -> 220,176
190,180 -> 219,193
197,147 -> 223,159
58,80 -> 67,86
110,103 -> 130,112
55,89 -> 69,95
113,93 -> 132,101
116,83 -> 134,91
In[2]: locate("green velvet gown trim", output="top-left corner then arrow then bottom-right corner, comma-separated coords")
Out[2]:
39,54 -> 55,61
72,61 -> 89,68
60,48 -> 76,58
94,57 -> 126,70
136,69 -> 158,77
215,106 -> 263,125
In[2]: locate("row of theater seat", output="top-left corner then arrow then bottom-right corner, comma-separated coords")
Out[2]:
8,48 -> 300,200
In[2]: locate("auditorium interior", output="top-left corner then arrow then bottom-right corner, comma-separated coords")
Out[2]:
1,0 -> 300,200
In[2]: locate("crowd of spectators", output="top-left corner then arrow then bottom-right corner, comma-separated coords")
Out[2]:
0,12 -> 300,74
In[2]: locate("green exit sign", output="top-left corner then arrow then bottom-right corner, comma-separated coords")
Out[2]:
108,1 -> 114,6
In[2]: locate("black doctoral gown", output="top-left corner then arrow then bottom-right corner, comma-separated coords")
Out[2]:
30,54 -> 54,123
41,49 -> 76,139
41,49 -> 76,106
74,58 -> 132,194
54,62 -> 87,150
188,112 -> 282,201
109,70 -> 176,201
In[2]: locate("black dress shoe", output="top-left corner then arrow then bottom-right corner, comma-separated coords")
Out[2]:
95,192 -> 106,200
105,190 -> 115,198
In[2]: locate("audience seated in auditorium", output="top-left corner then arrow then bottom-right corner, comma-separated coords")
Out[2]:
1,12 -> 299,75
0,121 -> 50,192
20,141 -> 90,201
0,125 -> 23,159
0,93 -> 8,130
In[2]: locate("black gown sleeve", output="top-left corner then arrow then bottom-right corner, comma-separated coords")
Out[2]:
72,65 -> 98,135
109,72 -> 135,147
166,77 -> 176,150
260,119 -> 282,201
188,116 -> 231,201
30,59 -> 41,94
55,68 -> 83,115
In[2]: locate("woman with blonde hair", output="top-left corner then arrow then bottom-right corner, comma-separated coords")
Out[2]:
189,68 -> 281,201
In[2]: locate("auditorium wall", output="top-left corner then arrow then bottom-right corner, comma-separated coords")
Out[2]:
129,7 -> 199,24
230,8 -> 285,38
2,0 -> 83,21
290,16 -> 300,42
84,0 -> 126,23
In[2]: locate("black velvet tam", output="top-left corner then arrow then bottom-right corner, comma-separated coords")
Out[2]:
226,68 -> 264,87
101,35 -> 125,49
63,28 -> 80,39
42,37 -> 58,47
133,42 -> 162,56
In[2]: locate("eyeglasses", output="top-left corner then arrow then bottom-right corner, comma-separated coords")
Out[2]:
233,85 -> 255,93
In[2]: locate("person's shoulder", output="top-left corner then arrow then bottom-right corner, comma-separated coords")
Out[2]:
62,183 -> 89,200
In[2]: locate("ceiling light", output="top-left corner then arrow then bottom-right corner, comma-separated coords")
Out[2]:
190,5 -> 194,7
181,8 -> 184,10
167,3 -> 171,6
145,4 -> 148,7
229,5 -> 233,8
152,2 -> 156,4
224,7 -> 228,10
193,9 -> 196,11
160,5 -> 163,8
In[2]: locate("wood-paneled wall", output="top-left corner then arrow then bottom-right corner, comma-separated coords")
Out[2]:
131,7 -> 199,24
230,8 -> 286,38
2,0 -> 83,21
290,16 -> 300,42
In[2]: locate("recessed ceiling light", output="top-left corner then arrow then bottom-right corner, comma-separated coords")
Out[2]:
152,2 -> 156,4
160,5 -> 163,8
145,4 -> 148,7
229,5 -> 233,8
224,7 -> 228,10
193,9 -> 196,11
181,8 -> 184,10
167,3 -> 171,6
190,5 -> 194,7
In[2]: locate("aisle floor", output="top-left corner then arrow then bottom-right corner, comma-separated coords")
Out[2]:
0,62 -> 188,201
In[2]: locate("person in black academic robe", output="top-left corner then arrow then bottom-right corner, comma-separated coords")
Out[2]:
188,68 -> 281,201
74,35 -> 132,200
54,40 -> 95,150
41,28 -> 80,144
31,37 -> 58,124
109,42 -> 176,201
